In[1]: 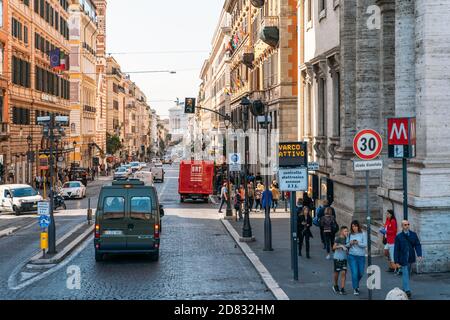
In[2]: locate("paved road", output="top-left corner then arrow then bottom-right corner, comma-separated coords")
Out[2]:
0,164 -> 273,300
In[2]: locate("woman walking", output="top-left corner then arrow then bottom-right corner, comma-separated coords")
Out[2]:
383,210 -> 398,273
297,206 -> 313,258
255,183 -> 264,212
247,182 -> 255,212
320,207 -> 337,259
271,183 -> 280,213
347,220 -> 367,296
234,189 -> 243,221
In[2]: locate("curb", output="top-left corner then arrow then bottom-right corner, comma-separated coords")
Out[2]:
0,227 -> 19,239
30,223 -> 94,265
221,219 -> 290,301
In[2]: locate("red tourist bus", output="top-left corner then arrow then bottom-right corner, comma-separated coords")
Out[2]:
178,160 -> 214,203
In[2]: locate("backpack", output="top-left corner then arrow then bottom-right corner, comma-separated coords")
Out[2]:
313,216 -> 320,227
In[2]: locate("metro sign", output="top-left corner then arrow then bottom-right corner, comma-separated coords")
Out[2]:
387,117 -> 416,158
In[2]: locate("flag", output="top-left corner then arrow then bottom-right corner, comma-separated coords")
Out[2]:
50,48 -> 61,68
54,51 -> 69,71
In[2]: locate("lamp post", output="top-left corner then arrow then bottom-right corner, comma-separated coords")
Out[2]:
26,135 -> 33,184
72,141 -> 77,167
240,97 -> 253,239
224,116 -> 233,218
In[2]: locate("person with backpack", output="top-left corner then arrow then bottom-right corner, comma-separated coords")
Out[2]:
320,207 -> 338,259
394,220 -> 423,299
347,220 -> 367,296
315,200 -> 336,249
297,206 -> 313,258
333,226 -> 350,295
234,189 -> 243,221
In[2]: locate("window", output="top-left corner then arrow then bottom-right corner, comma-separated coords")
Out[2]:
307,0 -> 312,22
0,0 -> 3,28
130,197 -> 153,220
12,57 -> 31,88
333,72 -> 341,137
12,107 -> 31,125
318,78 -> 327,136
319,0 -> 326,12
0,43 -> 3,75
102,197 -> 125,220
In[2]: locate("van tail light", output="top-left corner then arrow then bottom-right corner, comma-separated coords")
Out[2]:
154,224 -> 160,240
95,224 -> 100,239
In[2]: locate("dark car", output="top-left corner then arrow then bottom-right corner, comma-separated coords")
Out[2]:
69,168 -> 89,186
94,179 -> 164,262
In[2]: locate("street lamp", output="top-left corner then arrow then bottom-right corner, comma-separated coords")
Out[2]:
224,116 -> 233,218
72,141 -> 77,167
26,135 -> 33,184
240,97 -> 253,239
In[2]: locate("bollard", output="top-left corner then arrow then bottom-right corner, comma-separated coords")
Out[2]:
87,198 -> 93,225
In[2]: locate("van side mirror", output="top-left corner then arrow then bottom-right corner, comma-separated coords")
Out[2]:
159,204 -> 164,217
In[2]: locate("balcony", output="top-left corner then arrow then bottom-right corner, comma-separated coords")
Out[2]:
0,123 -> 10,141
126,103 -> 136,109
260,16 -> 279,47
84,105 -> 97,113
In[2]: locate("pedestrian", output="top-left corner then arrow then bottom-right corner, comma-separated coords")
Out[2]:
320,207 -> 338,259
239,184 -> 246,212
347,220 -> 367,296
316,200 -> 336,249
234,189 -> 243,221
302,192 -> 313,210
270,183 -> 280,213
218,183 -> 229,213
382,209 -> 398,273
333,226 -> 349,295
297,206 -> 313,258
261,185 -> 273,214
255,172 -> 262,184
255,183 -> 264,212
247,182 -> 255,212
394,220 -> 423,299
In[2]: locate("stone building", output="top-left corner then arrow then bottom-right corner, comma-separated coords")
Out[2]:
299,0 -> 450,272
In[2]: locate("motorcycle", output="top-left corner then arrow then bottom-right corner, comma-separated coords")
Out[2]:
54,191 -> 67,211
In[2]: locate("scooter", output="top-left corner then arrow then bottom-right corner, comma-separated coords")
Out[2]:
54,192 -> 67,211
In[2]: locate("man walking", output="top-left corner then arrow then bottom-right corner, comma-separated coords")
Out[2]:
394,220 -> 423,299
218,183 -> 228,213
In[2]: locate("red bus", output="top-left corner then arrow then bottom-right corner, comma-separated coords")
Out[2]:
178,160 -> 214,203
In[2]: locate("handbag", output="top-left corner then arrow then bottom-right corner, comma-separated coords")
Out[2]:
383,235 -> 388,245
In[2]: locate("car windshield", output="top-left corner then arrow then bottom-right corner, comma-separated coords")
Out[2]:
64,182 -> 81,188
117,168 -> 127,172
131,162 -> 139,167
11,187 -> 38,197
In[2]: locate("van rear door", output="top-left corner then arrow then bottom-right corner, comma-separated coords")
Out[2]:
98,189 -> 128,250
126,188 -> 157,250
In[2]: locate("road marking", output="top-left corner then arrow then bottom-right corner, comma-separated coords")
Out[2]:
8,235 -> 93,291
0,227 -> 18,238
221,219 -> 290,301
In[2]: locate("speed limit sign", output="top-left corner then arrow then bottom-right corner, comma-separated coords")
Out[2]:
353,129 -> 383,160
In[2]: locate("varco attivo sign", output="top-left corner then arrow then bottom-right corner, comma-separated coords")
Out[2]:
278,142 -> 308,168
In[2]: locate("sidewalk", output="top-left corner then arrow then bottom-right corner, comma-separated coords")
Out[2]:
224,210 -> 450,300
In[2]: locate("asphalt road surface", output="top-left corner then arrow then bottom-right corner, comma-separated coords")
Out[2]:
0,164 -> 273,300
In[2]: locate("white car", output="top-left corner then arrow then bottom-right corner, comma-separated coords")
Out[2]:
0,184 -> 43,215
132,171 -> 154,186
61,181 -> 86,200
130,162 -> 141,172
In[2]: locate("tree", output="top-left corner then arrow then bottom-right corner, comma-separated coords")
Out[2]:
106,133 -> 123,155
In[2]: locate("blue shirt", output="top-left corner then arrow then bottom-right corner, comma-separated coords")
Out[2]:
346,232 -> 367,257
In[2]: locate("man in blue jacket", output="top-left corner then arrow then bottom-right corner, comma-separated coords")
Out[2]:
394,220 -> 423,299
261,188 -> 273,213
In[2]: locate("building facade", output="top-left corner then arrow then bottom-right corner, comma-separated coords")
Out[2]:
299,0 -> 450,272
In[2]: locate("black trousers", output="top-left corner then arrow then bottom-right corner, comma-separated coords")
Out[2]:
298,230 -> 311,255
324,232 -> 335,254
248,198 -> 254,210
219,198 -> 227,211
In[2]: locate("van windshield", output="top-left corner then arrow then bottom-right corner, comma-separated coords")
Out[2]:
103,197 -> 125,220
11,187 -> 38,198
130,197 -> 153,220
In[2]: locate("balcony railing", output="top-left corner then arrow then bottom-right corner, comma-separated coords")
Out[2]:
84,105 -> 97,113
0,122 -> 10,141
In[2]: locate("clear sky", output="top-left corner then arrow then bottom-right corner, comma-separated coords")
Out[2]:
106,0 -> 224,119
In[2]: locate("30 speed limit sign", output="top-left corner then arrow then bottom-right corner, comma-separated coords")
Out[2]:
353,129 -> 383,160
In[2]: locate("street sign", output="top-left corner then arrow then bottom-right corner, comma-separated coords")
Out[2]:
308,162 -> 319,171
39,215 -> 51,228
353,129 -> 383,160
40,232 -> 49,250
387,117 -> 416,158
39,155 -> 49,170
354,160 -> 383,172
229,153 -> 241,172
37,201 -> 50,216
278,142 -> 308,168
278,167 -> 308,192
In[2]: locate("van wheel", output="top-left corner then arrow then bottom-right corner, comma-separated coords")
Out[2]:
149,251 -> 159,262
95,251 -> 104,262
13,206 -> 21,216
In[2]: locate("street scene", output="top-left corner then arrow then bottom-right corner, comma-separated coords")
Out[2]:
0,0 -> 450,306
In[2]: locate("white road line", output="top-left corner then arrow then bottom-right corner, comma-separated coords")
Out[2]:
8,235 -> 93,291
0,227 -> 18,238
221,219 -> 290,301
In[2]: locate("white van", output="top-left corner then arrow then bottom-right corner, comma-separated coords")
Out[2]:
0,184 -> 43,215
151,165 -> 164,183
132,171 -> 154,186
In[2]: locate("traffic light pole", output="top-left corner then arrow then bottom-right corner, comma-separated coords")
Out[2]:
48,116 -> 56,254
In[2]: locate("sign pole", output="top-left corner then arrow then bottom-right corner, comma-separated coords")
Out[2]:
290,193 -> 294,270
402,157 -> 408,220
366,169 -> 372,301
291,191 -> 299,281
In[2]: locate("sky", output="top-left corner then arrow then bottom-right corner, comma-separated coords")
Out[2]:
106,0 -> 224,119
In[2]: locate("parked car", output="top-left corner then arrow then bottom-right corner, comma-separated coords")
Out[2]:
130,162 -> 141,172
94,180 -> 164,262
113,167 -> 130,180
132,171 -> 154,186
0,184 -> 43,215
61,181 -> 87,200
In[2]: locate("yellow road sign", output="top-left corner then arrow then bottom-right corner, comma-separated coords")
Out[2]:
40,232 -> 48,250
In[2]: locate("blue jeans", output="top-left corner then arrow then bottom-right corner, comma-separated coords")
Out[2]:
402,264 -> 411,292
348,255 -> 365,290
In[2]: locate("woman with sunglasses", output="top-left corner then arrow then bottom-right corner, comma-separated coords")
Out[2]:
346,220 -> 367,296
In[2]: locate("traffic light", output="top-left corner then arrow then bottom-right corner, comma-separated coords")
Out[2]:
185,98 -> 196,114
251,100 -> 266,116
